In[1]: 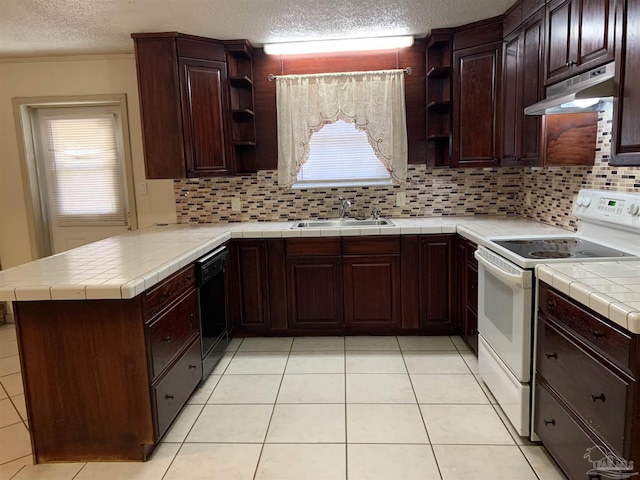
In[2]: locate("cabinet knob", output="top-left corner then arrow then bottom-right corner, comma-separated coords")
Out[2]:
165,394 -> 174,400
163,336 -> 171,343
591,393 -> 606,402
593,330 -> 604,339
421,239 -> 427,245
545,352 -> 558,360
565,61 -> 576,68
189,364 -> 198,369
544,419 -> 555,426
547,300 -> 556,311
336,259 -> 342,266
161,293 -> 167,302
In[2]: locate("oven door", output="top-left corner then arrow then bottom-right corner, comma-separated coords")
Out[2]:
475,246 -> 533,382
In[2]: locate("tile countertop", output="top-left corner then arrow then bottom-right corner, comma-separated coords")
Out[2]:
536,262 -> 640,334
0,216 -> 571,304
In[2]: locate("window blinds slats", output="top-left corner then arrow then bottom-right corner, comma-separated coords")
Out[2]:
40,113 -> 128,226
297,120 -> 391,187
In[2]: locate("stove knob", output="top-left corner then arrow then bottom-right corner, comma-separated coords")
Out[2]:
629,203 -> 640,216
582,196 -> 591,207
576,196 -> 584,207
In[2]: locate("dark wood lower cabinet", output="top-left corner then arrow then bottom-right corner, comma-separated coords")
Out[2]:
457,237 -> 478,353
230,235 -> 462,336
344,254 -> 401,331
419,235 -> 457,334
535,282 -> 640,480
286,256 -> 343,330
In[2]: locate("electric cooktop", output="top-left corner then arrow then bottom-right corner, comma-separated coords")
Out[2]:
492,237 -> 634,260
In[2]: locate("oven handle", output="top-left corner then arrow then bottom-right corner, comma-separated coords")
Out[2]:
474,250 -> 528,288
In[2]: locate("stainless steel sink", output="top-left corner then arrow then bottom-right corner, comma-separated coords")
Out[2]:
292,218 -> 394,228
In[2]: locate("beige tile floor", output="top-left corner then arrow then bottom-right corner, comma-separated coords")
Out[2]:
0,323 -> 567,480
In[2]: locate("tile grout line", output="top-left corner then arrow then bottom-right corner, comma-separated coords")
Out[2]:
7,455 -> 31,480
251,338 -> 293,480
400,335 -> 445,480
161,338 -> 244,480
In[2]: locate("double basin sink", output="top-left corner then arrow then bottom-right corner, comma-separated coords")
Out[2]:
293,218 -> 394,228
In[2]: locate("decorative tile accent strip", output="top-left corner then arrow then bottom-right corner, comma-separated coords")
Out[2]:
517,102 -> 639,231
175,166 -> 523,223
175,102 -> 638,227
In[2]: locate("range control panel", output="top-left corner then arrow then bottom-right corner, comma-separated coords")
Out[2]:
574,189 -> 640,229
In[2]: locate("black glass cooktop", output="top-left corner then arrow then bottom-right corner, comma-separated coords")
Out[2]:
493,237 -> 633,260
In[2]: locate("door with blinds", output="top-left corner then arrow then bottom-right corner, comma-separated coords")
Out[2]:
34,106 -> 131,254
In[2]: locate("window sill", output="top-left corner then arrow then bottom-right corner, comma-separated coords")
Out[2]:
291,179 -> 393,190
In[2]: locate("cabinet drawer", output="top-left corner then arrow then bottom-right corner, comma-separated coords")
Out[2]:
285,238 -> 341,256
149,288 -> 200,379
145,265 -> 196,320
153,337 -> 202,439
343,236 -> 400,255
537,317 -> 631,454
534,380 -> 606,480
539,284 -> 634,375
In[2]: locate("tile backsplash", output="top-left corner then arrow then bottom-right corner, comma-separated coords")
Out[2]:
175,102 -> 638,229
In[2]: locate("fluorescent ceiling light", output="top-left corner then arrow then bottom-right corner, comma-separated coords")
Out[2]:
263,35 -> 414,55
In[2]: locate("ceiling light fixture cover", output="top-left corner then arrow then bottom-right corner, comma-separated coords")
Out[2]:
263,35 -> 414,55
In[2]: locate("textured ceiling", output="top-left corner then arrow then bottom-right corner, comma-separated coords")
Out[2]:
0,0 -> 516,58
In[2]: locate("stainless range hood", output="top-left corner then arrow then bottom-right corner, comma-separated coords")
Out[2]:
524,62 -> 615,115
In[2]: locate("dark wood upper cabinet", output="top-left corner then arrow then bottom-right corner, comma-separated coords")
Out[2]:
180,58 -> 232,176
611,0 -> 640,166
132,33 -> 256,179
502,8 -> 545,166
453,42 -> 502,167
544,0 -> 615,85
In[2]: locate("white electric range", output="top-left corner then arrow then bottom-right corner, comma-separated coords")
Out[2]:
474,189 -> 640,438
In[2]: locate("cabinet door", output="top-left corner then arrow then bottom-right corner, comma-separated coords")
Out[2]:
520,10 -> 544,164
453,43 -> 502,167
344,255 -> 401,331
545,0 -> 576,84
545,0 -> 615,85
286,256 -> 343,330
575,0 -> 615,71
501,30 -> 522,165
179,58 -> 232,177
420,235 -> 457,334
612,0 -> 640,166
228,241 -> 270,331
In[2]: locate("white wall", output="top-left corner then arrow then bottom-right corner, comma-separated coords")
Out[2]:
0,54 -> 176,269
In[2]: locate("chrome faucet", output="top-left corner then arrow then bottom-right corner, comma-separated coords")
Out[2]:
370,207 -> 380,220
338,197 -> 352,219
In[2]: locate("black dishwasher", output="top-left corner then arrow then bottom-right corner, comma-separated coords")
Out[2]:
195,246 -> 229,381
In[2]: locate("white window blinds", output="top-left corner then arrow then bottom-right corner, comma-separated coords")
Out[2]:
296,120 -> 391,188
37,108 -> 128,226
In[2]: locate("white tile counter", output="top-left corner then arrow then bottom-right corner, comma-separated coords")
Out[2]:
536,262 -> 640,333
0,216 -> 572,302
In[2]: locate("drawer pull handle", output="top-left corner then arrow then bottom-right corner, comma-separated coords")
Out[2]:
163,336 -> 171,343
591,393 -> 606,402
547,300 -> 556,310
165,394 -> 174,400
189,364 -> 197,369
545,352 -> 558,360
593,331 -> 604,339
160,294 -> 167,302
544,419 -> 555,426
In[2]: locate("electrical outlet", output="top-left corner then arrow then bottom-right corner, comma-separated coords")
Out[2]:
231,198 -> 242,212
137,181 -> 147,196
396,192 -> 406,207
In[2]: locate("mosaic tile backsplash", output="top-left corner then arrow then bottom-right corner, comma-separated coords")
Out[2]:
175,102 -> 639,230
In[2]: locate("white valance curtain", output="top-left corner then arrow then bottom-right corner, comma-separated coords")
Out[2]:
276,69 -> 408,188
